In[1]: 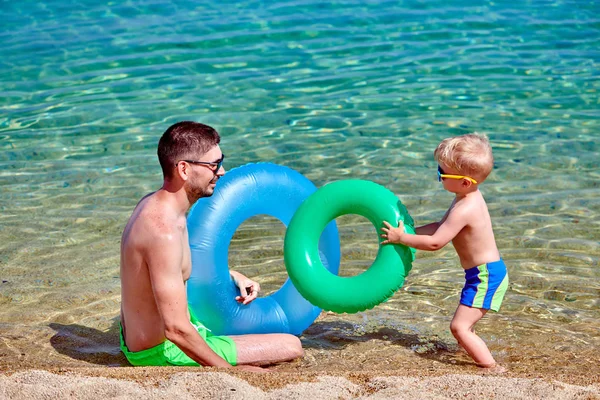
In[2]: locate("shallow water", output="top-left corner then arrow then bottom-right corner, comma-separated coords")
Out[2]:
1,0 -> 599,377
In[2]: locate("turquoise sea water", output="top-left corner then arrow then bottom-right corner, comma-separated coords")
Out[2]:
1,0 -> 599,374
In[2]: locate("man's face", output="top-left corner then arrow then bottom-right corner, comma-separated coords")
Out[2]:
184,145 -> 225,203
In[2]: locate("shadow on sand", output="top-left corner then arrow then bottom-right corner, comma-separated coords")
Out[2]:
301,320 -> 471,367
49,317 -> 129,366
49,317 -> 468,368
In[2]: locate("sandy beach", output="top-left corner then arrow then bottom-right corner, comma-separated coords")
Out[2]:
2,367 -> 600,399
1,313 -> 599,400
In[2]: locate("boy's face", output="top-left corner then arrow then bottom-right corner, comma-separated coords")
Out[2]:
437,162 -> 477,193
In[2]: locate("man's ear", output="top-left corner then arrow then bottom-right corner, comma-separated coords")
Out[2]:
175,162 -> 190,181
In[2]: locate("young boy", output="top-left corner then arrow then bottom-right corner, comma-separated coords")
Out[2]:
380,133 -> 508,371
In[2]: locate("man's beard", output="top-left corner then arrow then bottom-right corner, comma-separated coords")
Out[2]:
185,178 -> 216,204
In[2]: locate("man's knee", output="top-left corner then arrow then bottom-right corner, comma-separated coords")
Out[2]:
285,334 -> 304,359
276,334 -> 303,360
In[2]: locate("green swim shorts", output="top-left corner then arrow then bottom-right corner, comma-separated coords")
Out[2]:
119,307 -> 237,366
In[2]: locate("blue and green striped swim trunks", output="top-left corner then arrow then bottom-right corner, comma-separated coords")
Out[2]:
460,260 -> 509,312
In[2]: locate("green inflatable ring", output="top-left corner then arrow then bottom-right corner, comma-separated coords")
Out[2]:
284,180 -> 416,314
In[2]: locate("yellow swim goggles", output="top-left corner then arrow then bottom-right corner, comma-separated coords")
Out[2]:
437,165 -> 477,184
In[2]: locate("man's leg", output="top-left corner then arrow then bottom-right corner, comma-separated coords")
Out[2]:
230,333 -> 304,366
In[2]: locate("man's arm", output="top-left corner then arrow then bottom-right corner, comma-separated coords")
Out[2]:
145,230 -> 232,368
230,270 -> 260,305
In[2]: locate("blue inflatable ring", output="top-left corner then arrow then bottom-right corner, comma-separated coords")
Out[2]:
186,163 -> 341,336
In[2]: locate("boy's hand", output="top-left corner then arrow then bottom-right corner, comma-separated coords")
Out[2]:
380,220 -> 405,245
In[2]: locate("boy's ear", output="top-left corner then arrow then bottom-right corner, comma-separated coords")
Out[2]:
462,179 -> 472,188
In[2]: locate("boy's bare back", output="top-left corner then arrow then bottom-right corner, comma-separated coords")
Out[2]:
444,190 -> 500,270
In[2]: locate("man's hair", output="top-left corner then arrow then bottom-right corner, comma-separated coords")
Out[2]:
157,121 -> 221,178
434,133 -> 494,182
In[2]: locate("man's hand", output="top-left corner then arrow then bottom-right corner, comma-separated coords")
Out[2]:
230,271 -> 260,305
235,365 -> 271,373
380,220 -> 406,245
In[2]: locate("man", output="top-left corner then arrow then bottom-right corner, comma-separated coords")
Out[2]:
120,121 -> 304,371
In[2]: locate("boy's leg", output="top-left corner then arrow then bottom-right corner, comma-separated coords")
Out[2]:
450,304 -> 496,367
230,333 -> 304,366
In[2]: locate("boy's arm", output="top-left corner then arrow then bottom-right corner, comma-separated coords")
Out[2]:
414,204 -> 453,235
415,222 -> 440,235
381,206 -> 468,251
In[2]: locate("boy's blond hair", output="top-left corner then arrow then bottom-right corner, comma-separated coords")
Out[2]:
434,133 -> 494,183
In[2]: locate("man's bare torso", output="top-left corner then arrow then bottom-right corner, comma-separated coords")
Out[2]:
443,191 -> 501,269
120,191 -> 192,352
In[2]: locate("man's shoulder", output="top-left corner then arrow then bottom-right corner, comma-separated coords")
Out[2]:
126,194 -> 180,241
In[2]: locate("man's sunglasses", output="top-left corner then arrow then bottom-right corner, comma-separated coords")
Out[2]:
437,165 -> 477,184
179,154 -> 225,172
